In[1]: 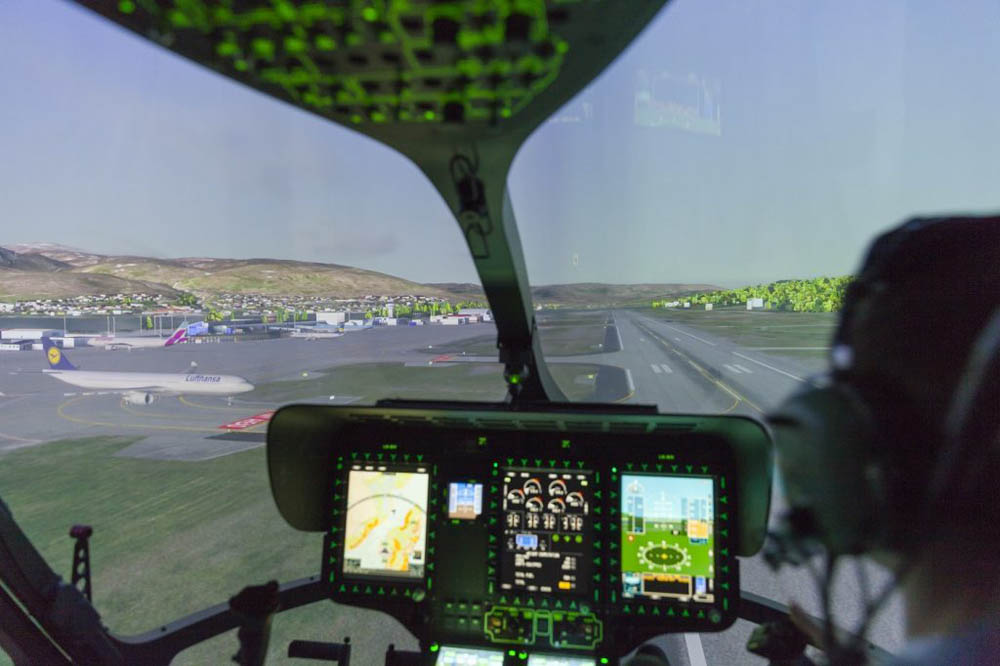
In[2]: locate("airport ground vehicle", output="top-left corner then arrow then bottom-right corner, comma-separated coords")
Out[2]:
1,1 -> 994,664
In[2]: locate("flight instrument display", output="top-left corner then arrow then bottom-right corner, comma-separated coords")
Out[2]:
343,467 -> 429,579
620,475 -> 715,603
501,468 -> 593,596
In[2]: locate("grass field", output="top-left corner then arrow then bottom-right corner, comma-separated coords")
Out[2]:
0,436 -> 402,664
641,307 -> 836,370
246,361 -> 608,403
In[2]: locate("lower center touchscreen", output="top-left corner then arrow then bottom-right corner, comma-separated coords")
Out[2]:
343,465 -> 429,579
500,467 -> 594,596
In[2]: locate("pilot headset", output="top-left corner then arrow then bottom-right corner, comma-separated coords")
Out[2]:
769,215 -> 1000,557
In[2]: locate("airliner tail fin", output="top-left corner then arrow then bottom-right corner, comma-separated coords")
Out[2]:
164,325 -> 188,346
41,337 -> 78,370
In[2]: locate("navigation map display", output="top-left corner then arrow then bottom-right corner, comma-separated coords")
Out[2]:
343,467 -> 429,579
620,475 -> 715,603
501,468 -> 593,595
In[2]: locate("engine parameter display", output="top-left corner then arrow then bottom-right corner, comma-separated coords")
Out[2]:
620,474 -> 715,603
343,466 -> 429,579
501,468 -> 593,595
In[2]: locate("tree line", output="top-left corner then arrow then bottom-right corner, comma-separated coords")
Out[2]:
652,276 -> 853,313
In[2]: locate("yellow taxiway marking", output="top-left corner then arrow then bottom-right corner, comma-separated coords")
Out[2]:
56,395 -> 220,433
178,395 -> 248,412
636,322 -> 763,415
119,401 -> 210,421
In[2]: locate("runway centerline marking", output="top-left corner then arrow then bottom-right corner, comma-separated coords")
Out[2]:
723,364 -> 742,374
659,364 -> 672,374
651,364 -> 661,374
634,321 -> 762,414
684,633 -> 708,666
653,321 -> 717,347
732,352 -> 804,382
733,364 -> 753,374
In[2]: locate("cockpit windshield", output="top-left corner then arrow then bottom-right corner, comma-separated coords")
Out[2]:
1,1 -> 998,664
511,0 -> 1000,413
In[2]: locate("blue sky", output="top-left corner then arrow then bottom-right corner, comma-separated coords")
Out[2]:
1,1 -> 997,286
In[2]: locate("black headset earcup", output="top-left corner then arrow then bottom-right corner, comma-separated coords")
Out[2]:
929,308 -> 1000,513
770,384 -> 886,555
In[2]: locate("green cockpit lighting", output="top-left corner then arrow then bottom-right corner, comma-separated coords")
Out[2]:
98,0 -> 580,126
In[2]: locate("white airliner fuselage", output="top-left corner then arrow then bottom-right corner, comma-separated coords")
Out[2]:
43,369 -> 254,395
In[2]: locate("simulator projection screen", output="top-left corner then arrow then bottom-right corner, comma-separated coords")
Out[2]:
620,474 -> 715,603
343,468 -> 429,579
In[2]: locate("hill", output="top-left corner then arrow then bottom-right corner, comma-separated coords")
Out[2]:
1,245 -> 721,306
0,247 -> 71,272
80,257 -> 448,299
0,269 -> 184,300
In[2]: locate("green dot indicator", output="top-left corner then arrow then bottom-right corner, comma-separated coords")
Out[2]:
575,534 -> 583,543
315,35 -> 336,51
117,0 -> 135,13
518,652 -> 528,660
601,659 -> 609,664
217,41 -> 239,57
284,37 -> 305,54
362,7 -> 378,22
350,114 -> 363,124
500,107 -> 512,118
252,38 -> 275,60
552,534 -> 559,543
429,643 -> 439,653
423,110 -> 436,121
508,650 -> 516,657
233,59 -> 248,72
611,467 -> 618,473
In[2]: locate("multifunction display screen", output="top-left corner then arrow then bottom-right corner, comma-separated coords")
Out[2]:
500,468 -> 593,595
620,474 -> 715,603
343,466 -> 429,579
448,482 -> 483,520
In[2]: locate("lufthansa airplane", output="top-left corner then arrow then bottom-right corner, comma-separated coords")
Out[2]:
40,337 -> 254,405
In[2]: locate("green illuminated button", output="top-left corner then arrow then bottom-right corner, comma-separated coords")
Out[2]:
682,609 -> 690,618
622,604 -> 631,614
637,605 -> 646,615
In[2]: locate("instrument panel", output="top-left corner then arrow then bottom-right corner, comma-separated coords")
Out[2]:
267,405 -> 773,664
